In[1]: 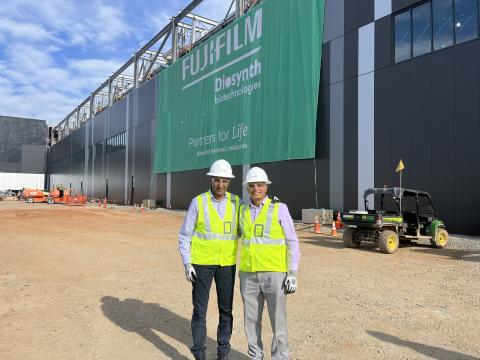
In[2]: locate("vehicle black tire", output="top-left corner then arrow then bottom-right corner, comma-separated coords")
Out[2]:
431,228 -> 449,248
378,230 -> 399,254
343,228 -> 361,248
27,197 -> 34,203
47,198 -> 54,205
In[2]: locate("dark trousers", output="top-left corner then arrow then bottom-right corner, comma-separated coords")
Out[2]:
191,264 -> 236,360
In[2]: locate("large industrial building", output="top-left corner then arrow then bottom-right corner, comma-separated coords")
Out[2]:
0,115 -> 48,191
46,0 -> 480,235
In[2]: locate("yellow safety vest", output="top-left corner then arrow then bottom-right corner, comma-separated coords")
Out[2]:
239,198 -> 287,272
191,191 -> 240,266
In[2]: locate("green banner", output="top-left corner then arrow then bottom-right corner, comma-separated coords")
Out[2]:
154,0 -> 324,173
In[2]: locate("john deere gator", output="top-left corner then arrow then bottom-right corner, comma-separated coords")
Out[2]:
341,187 -> 448,254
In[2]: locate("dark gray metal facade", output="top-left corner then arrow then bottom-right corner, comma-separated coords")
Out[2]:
47,0 -> 480,234
0,115 -> 48,174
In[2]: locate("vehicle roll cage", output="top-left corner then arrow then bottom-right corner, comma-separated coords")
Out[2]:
363,187 -> 438,217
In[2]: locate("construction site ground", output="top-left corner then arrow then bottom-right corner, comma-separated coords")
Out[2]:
1,201 -> 479,360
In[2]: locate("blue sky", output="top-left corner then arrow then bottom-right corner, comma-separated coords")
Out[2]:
0,0 -> 230,125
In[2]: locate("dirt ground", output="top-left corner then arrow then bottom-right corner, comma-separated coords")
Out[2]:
0,201 -> 479,360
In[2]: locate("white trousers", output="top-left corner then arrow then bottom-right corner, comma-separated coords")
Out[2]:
239,271 -> 289,360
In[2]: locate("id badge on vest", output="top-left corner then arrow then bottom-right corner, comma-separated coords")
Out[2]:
254,224 -> 264,237
224,221 -> 232,234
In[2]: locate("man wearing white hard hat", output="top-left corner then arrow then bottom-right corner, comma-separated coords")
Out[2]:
238,167 -> 300,360
179,159 -> 240,360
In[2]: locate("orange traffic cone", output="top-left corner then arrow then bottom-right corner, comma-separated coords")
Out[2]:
330,221 -> 337,236
141,204 -> 145,213
103,198 -> 107,209
98,198 -> 101,207
335,211 -> 342,229
313,215 -> 322,234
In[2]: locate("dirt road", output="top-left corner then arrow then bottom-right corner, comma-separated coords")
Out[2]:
0,201 -> 479,359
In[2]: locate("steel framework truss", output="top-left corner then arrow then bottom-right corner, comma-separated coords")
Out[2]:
52,0 -> 261,143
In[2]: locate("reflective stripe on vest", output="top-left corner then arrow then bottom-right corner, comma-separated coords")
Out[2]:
239,198 -> 287,272
191,191 -> 239,266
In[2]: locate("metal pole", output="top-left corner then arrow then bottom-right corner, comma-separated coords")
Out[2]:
108,76 -> 113,107
76,106 -> 80,129
172,18 -> 178,61
399,171 -> 402,214
236,0 -> 244,18
133,52 -> 139,89
192,15 -> 197,43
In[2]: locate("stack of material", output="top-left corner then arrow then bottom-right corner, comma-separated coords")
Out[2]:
1,196 -> 18,201
142,199 -> 159,209
301,208 -> 334,225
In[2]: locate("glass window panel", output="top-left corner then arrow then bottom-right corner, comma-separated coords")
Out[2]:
455,0 -> 478,44
418,195 -> 436,216
395,10 -> 412,62
413,3 -> 432,56
433,0 -> 454,50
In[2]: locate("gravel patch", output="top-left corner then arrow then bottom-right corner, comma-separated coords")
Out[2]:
446,234 -> 480,251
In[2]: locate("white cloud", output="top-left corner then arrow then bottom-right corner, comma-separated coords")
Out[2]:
69,58 -> 122,74
0,39 -> 123,124
194,0 -> 233,21
0,85 -> 81,125
0,0 -> 236,126
0,18 -> 57,42
0,0 -> 133,49
94,5 -> 131,44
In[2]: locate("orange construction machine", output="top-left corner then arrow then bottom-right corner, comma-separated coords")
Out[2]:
47,187 -> 87,206
24,186 -> 87,206
23,188 -> 50,203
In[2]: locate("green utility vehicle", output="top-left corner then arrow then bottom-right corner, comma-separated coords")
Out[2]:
341,187 -> 448,254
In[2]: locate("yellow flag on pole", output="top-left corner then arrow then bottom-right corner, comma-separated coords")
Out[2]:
396,159 -> 405,173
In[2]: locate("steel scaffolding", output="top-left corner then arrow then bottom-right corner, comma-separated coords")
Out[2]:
51,0 -> 261,143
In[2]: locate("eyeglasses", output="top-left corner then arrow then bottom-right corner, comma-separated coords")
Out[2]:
247,183 -> 267,189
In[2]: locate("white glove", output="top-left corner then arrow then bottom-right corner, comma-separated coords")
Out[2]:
185,263 -> 196,283
284,272 -> 297,294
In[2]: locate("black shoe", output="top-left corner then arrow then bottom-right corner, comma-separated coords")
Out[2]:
216,355 -> 229,360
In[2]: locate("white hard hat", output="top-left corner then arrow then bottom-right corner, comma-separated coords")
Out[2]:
206,159 -> 235,178
243,167 -> 271,185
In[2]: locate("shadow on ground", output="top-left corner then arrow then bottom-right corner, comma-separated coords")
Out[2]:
100,296 -> 248,360
301,233 -> 480,261
410,248 -> 480,262
367,330 -> 479,359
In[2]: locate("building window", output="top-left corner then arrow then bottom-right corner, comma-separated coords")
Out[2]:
395,0 -> 480,63
413,3 -> 433,56
455,0 -> 479,43
105,131 -> 126,154
433,0 -> 454,50
395,10 -> 412,62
